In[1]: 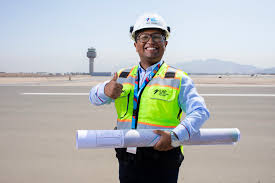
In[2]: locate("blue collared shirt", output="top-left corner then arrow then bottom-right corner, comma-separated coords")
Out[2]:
89,60 -> 210,142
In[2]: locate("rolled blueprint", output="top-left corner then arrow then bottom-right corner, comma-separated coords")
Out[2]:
76,128 -> 240,149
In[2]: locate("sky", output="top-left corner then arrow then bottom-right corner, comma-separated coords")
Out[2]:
0,0 -> 274,73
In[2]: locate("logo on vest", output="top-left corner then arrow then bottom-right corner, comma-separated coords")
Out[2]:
153,89 -> 168,96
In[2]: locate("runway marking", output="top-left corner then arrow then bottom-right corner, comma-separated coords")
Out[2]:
21,93 -> 89,96
21,93 -> 275,97
197,84 -> 275,87
201,94 -> 275,97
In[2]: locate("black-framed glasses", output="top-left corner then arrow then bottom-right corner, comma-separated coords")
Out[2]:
137,33 -> 165,43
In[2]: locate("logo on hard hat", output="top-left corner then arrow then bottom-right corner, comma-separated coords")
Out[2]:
146,17 -> 158,24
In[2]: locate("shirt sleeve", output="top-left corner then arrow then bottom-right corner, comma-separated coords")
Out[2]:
172,75 -> 210,142
89,81 -> 113,105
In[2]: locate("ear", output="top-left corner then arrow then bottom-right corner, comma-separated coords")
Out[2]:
164,41 -> 168,47
134,42 -> 137,51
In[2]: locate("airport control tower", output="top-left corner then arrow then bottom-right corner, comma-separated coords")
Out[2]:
86,47 -> 111,76
87,47 -> 96,75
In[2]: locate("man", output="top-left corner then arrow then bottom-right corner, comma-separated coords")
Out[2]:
90,13 -> 209,183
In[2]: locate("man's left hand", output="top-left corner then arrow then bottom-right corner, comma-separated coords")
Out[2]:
153,130 -> 173,151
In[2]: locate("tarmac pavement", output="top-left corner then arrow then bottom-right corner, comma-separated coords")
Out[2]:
0,84 -> 275,183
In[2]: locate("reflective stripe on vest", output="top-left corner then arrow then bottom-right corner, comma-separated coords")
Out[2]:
115,63 -> 187,130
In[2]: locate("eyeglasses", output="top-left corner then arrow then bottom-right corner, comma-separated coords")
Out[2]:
137,33 -> 165,43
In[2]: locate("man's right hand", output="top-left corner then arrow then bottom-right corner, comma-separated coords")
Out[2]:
104,73 -> 123,99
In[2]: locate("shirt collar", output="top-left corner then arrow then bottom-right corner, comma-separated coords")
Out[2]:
138,60 -> 164,73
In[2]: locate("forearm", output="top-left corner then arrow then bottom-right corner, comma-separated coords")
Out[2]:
172,75 -> 210,142
173,107 -> 209,142
89,81 -> 112,105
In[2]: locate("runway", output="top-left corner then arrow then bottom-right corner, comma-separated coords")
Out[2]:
0,84 -> 275,183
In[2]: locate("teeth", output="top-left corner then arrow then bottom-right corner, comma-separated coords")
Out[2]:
146,48 -> 156,50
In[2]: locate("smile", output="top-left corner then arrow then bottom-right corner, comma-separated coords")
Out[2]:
145,47 -> 158,51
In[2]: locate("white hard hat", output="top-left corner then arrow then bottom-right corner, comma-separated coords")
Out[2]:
130,13 -> 171,41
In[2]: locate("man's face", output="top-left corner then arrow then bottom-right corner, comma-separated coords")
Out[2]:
134,29 -> 168,65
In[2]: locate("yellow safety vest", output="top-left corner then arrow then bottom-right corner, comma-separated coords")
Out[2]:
115,63 -> 187,130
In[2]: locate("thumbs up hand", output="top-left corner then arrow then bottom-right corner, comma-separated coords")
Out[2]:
104,73 -> 123,99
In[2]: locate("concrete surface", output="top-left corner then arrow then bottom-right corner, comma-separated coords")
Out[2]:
0,82 -> 275,183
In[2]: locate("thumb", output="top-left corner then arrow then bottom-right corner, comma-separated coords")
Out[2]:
153,130 -> 164,135
112,72 -> 118,81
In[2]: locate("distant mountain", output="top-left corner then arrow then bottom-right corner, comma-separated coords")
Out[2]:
261,67 -> 275,74
174,59 -> 274,74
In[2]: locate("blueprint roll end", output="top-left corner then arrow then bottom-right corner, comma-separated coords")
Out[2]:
76,131 -> 79,149
233,128 -> 241,142
76,130 -> 89,149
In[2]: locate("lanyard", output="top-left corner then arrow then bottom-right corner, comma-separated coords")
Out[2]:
131,62 -> 162,129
